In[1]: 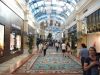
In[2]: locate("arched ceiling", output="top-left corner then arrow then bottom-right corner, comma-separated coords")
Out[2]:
29,0 -> 81,25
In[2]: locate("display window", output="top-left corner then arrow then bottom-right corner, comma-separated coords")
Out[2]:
10,26 -> 21,54
0,24 -> 4,56
16,35 -> 21,50
87,9 -> 100,33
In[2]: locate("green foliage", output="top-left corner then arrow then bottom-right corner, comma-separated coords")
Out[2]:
72,49 -> 77,56
28,35 -> 34,54
47,33 -> 52,39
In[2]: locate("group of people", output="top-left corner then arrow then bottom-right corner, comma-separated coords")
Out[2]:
55,41 -> 71,57
61,42 -> 71,57
79,43 -> 100,75
38,40 -> 71,57
38,42 -> 48,56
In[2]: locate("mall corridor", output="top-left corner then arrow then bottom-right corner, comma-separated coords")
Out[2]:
0,0 -> 100,75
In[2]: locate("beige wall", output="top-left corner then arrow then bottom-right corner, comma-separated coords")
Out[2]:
87,33 -> 100,53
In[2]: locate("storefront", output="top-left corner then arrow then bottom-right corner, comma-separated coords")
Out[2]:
0,1 -> 24,63
87,9 -> 100,53
10,24 -> 22,54
0,24 -> 4,57
68,25 -> 77,49
28,25 -> 35,44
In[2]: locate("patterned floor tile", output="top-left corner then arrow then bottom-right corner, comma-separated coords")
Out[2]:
15,47 -> 82,74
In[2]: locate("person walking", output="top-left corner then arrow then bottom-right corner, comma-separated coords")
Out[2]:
80,43 -> 89,68
55,41 -> 59,52
61,42 -> 66,57
79,43 -> 89,75
66,42 -> 71,57
36,38 -> 40,50
43,42 -> 48,56
38,42 -> 43,53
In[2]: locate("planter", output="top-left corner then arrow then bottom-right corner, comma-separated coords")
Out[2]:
28,49 -> 32,54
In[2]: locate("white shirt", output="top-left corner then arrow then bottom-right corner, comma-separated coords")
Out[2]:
55,42 -> 59,47
67,46 -> 71,51
62,43 -> 66,49
39,43 -> 43,50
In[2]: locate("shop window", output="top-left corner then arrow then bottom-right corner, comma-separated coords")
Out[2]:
68,25 -> 77,49
0,24 -> 4,57
10,25 -> 21,54
99,9 -> 100,23
97,9 -> 100,31
87,16 -> 89,33
92,13 -> 96,32
87,9 -> 100,33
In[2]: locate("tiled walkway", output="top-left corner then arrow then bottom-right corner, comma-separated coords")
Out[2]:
0,48 -> 37,75
0,47 -> 83,75
0,54 -> 29,74
1,73 -> 83,75
15,47 -> 83,75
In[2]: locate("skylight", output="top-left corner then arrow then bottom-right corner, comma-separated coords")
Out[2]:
29,0 -> 81,25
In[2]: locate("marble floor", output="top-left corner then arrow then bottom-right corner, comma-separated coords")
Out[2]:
14,47 -> 82,75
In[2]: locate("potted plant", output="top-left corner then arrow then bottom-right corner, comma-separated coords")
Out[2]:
28,35 -> 34,54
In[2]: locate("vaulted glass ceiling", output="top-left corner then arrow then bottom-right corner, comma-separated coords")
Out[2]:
29,0 -> 81,25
